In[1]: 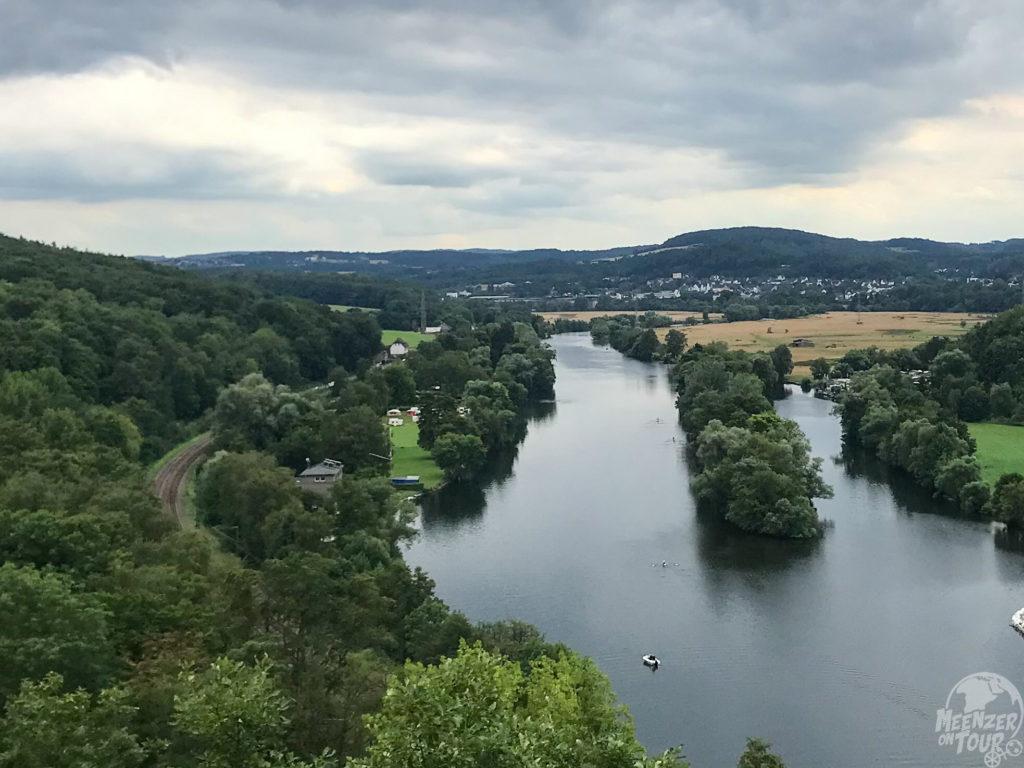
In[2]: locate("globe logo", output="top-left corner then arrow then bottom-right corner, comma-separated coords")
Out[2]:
936,672 -> 1024,766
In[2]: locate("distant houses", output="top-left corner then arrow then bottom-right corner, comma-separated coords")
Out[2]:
296,458 -> 343,495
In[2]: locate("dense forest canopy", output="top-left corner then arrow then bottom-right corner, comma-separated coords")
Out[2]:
0,234 -> 382,459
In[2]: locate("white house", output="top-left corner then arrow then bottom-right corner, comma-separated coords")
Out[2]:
388,339 -> 410,357
386,408 -> 402,417
388,417 -> 404,427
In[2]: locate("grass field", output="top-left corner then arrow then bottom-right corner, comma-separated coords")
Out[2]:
969,423 -> 1024,484
389,420 -> 443,490
655,311 -> 987,379
329,304 -> 378,312
539,310 -> 722,323
382,329 -> 432,348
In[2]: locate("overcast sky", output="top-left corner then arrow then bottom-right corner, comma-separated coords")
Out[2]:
2,0 -> 1024,255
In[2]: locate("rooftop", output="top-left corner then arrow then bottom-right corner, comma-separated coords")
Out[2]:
299,458 -> 344,477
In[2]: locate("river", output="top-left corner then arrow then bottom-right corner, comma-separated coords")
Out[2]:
405,333 -> 1024,767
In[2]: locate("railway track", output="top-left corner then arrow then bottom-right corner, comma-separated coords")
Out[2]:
153,435 -> 213,528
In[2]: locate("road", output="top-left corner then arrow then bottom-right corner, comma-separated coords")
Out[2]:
153,435 -> 213,527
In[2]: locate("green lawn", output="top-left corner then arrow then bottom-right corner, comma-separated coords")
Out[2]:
389,420 -> 443,490
382,329 -> 432,348
969,423 -> 1024,484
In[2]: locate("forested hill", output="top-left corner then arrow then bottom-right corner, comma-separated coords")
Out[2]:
146,226 -> 1024,283
0,233 -> 382,458
143,243 -> 641,275
647,227 -> 1024,279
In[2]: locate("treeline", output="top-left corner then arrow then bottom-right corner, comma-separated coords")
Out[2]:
832,306 -> 1024,522
590,313 -> 688,363
0,235 -> 381,460
408,316 -> 556,480
673,343 -> 832,538
207,270 -> 445,332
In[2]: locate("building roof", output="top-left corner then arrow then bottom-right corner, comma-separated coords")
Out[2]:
299,458 -> 344,477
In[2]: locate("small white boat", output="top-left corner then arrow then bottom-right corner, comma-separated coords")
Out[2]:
642,654 -> 661,667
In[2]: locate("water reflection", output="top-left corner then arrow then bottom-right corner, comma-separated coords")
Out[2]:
406,335 -> 1024,768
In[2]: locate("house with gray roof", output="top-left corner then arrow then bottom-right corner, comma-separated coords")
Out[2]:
296,458 -> 343,495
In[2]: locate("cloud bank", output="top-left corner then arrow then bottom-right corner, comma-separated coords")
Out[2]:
1,0 -> 1024,253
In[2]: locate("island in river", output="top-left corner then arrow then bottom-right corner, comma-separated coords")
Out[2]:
406,332 -> 1024,768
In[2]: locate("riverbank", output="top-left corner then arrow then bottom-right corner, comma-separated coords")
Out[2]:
406,333 -> 1024,768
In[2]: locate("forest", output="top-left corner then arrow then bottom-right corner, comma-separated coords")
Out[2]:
831,306 -> 1024,522
0,234 -> 798,767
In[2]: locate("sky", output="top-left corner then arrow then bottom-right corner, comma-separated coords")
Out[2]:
2,0 -> 1024,255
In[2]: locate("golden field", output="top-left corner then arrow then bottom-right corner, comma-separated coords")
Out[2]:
539,310 -> 722,323
654,311 -> 988,378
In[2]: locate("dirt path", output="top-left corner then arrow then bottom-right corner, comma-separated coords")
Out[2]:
153,435 -> 213,528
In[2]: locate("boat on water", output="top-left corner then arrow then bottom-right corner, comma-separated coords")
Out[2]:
642,654 -> 661,668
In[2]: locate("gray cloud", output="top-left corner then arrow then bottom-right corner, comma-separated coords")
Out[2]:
357,151 -> 513,188
3,1 -> 1024,199
0,146 -> 275,202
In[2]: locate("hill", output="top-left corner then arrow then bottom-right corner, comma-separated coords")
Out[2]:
0,233 -> 382,458
147,227 -> 1024,284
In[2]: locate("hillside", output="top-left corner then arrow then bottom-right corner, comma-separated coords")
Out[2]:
148,227 -> 1024,284
0,233 -> 382,458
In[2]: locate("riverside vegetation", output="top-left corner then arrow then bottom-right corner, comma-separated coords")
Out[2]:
832,306 -> 1024,523
589,315 -> 833,538
0,235 -> 790,767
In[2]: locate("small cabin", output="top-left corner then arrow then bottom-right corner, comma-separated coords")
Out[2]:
296,459 -> 343,495
790,338 -> 816,348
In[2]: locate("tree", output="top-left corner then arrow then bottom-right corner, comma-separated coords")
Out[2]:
934,456 -> 983,503
990,383 -> 1017,420
0,563 -> 114,702
628,328 -> 661,362
0,673 -> 145,768
987,474 -> 1024,527
809,358 -> 832,380
432,433 -> 487,481
194,452 -> 306,562
172,657 -> 336,768
664,329 -> 687,360
769,344 -> 793,390
736,738 -> 788,768
692,414 -> 831,538
351,643 -> 686,768
382,364 -> 417,407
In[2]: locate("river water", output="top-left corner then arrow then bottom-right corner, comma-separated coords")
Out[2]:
405,333 -> 1024,767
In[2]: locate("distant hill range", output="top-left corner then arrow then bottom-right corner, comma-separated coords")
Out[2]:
140,227 -> 1024,282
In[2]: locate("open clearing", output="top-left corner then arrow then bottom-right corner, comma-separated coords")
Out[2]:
968,423 -> 1024,485
382,329 -> 432,348
329,304 -> 378,312
654,311 -> 987,378
539,310 -> 721,323
390,420 -> 443,490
